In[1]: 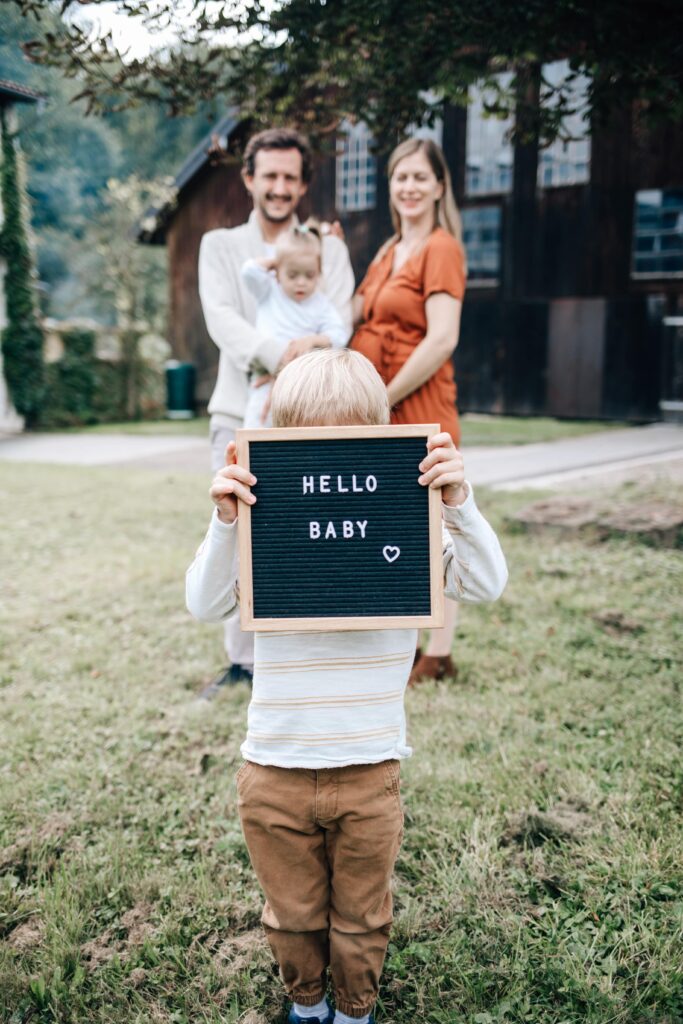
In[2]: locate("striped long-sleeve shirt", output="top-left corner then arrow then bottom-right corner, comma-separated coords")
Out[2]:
186,485 -> 507,768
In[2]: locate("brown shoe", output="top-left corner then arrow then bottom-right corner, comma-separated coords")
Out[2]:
408,654 -> 458,686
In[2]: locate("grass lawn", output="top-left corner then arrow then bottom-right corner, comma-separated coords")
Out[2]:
1,464 -> 681,1024
54,417 -> 212,437
459,415 -> 623,447
52,414 -> 624,447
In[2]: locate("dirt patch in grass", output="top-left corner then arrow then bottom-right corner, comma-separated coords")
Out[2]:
512,497 -> 599,538
6,916 -> 45,950
214,927 -> 269,975
592,609 -> 644,636
238,1012 -> 269,1024
0,811 -> 74,883
127,966 -> 148,988
81,901 -> 156,970
513,494 -> 683,548
599,500 -> 683,547
501,799 -> 594,848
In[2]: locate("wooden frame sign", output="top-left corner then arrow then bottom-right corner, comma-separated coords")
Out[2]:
236,424 -> 444,632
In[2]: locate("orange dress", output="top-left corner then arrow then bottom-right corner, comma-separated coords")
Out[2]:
351,228 -> 466,445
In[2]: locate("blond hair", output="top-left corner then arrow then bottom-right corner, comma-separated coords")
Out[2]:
271,349 -> 390,428
383,137 -> 466,270
275,218 -> 323,269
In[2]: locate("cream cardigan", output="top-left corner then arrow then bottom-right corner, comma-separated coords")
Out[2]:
198,212 -> 355,426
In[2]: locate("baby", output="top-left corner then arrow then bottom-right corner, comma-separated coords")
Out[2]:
242,222 -> 350,427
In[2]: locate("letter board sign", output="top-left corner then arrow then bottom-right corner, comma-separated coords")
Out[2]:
236,425 -> 444,631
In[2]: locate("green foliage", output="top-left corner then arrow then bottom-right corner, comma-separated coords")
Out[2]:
74,177 -> 175,420
38,327 -> 166,428
8,0 -> 683,145
91,358 -> 126,423
1,3 -> 219,323
81,175 -> 176,335
0,108 -> 45,425
40,328 -> 97,427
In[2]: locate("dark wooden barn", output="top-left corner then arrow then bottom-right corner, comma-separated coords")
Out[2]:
140,81 -> 683,420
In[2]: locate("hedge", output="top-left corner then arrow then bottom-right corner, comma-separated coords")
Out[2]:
0,107 -> 45,425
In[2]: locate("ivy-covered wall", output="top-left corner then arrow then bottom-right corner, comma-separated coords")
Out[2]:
38,326 -> 167,428
0,106 -> 45,427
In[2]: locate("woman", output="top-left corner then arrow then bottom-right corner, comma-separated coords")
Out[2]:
351,137 -> 466,684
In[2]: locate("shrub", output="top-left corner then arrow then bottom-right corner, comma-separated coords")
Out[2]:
0,108 -> 45,425
38,327 -> 166,428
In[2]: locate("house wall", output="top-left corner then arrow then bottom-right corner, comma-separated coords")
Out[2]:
457,107 -> 683,420
165,159 -> 250,403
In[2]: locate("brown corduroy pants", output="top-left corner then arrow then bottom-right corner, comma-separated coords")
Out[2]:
236,759 -> 404,1018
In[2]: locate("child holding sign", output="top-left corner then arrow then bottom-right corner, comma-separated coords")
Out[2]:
187,350 -> 507,1024
242,221 -> 350,427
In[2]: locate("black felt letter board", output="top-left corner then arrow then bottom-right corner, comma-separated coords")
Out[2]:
236,425 -> 443,631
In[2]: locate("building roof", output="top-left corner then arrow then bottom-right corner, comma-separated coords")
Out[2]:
137,108 -> 242,245
0,78 -> 44,106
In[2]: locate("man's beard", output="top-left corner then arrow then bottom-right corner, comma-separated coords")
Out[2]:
258,196 -> 295,223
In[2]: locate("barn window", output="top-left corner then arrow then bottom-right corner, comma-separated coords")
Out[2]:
465,73 -> 514,196
336,121 -> 377,213
462,205 -> 502,283
632,190 -> 683,277
538,60 -> 591,188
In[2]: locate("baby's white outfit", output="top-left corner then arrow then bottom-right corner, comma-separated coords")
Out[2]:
241,259 -> 351,428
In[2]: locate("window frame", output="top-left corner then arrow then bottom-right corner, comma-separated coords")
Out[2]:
631,188 -> 683,280
461,202 -> 503,287
335,121 -> 378,214
537,60 -> 591,190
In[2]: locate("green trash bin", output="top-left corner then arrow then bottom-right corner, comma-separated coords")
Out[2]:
165,360 -> 196,420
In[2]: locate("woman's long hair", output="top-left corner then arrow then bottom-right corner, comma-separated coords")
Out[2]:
385,137 -> 465,261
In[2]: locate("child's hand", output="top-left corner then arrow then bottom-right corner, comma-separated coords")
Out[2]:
280,334 -> 331,367
321,220 -> 345,241
209,441 -> 256,524
418,432 -> 468,507
256,256 -> 277,272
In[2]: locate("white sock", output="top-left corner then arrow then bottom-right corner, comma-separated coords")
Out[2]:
334,1012 -> 370,1024
293,997 -> 330,1020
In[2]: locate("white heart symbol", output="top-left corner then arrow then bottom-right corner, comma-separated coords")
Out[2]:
383,545 -> 401,563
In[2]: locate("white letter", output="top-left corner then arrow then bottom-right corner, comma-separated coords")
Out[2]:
343,520 -> 354,538
356,520 -> 367,538
303,475 -> 314,495
320,475 -> 331,494
325,521 -> 337,539
352,474 -> 363,492
337,475 -> 349,493
309,521 -> 320,539
366,475 -> 377,492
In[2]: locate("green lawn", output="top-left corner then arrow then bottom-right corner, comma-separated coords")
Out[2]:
459,414 -> 623,447
50,414 -> 622,447
1,464 -> 681,1024
54,416 -> 212,437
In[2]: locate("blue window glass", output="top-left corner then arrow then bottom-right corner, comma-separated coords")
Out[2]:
336,121 -> 377,213
462,205 -> 502,282
633,190 -> 683,277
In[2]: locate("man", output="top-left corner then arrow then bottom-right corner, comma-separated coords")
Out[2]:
198,127 -> 355,692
